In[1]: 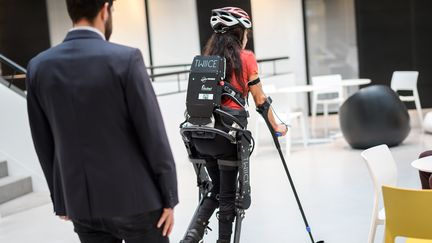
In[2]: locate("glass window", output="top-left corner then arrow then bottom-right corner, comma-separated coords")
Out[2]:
304,0 -> 359,79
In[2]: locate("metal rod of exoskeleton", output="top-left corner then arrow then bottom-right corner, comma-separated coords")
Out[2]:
183,196 -> 206,240
182,163 -> 212,240
233,210 -> 244,243
259,110 -> 323,243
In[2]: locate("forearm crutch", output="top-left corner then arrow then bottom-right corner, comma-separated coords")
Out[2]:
256,97 -> 324,243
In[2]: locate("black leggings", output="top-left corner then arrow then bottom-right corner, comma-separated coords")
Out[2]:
192,137 -> 240,240
191,117 -> 246,240
206,160 -> 238,240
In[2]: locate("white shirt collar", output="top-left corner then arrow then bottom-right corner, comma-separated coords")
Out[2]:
69,26 -> 106,40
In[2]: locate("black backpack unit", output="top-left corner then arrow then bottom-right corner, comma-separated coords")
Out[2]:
186,55 -> 225,126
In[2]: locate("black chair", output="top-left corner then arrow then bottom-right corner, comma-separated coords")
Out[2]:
339,85 -> 410,149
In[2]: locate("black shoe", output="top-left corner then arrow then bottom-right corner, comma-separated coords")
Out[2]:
216,240 -> 230,243
180,229 -> 204,243
180,220 -> 209,243
181,197 -> 217,243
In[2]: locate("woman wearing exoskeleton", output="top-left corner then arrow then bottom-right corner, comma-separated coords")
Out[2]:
181,7 -> 288,243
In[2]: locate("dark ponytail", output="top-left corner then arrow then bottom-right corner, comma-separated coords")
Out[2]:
203,27 -> 246,95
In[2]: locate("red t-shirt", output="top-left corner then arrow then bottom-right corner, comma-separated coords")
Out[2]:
222,50 -> 259,110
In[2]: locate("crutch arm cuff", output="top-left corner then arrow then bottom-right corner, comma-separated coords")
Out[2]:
256,97 -> 272,115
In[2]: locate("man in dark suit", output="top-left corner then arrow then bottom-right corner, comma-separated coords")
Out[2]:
26,0 -> 178,242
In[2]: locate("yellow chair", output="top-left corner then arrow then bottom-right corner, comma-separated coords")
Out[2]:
382,185 -> 432,243
406,239 -> 432,243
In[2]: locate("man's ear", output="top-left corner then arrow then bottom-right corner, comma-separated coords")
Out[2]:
101,2 -> 110,22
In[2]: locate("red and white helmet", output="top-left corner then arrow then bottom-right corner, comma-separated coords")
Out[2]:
210,7 -> 252,33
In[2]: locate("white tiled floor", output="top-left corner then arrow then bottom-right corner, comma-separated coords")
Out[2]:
1,111 -> 429,243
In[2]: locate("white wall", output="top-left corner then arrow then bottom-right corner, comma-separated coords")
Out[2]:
109,0 -> 151,64
46,0 -> 71,46
44,0 -> 307,86
251,0 -> 308,111
252,0 -> 306,81
147,0 -> 201,66
157,93 -> 189,161
0,85 -> 47,192
45,0 -> 151,64
45,0 -> 201,68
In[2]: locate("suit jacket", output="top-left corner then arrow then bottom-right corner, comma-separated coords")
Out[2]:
26,30 -> 178,219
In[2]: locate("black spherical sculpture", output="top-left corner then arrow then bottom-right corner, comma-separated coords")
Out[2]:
339,85 -> 410,149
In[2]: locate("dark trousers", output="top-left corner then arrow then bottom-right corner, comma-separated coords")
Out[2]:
191,116 -> 245,240
418,150 -> 432,189
72,209 -> 168,243
206,160 -> 239,240
192,141 -> 239,241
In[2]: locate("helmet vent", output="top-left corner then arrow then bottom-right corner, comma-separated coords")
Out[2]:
221,16 -> 232,22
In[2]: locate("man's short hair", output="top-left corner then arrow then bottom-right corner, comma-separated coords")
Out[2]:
66,0 -> 113,23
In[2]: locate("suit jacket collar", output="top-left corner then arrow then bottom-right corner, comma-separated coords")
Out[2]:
63,29 -> 105,42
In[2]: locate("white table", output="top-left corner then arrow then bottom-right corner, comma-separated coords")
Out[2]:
341,79 -> 371,98
411,156 -> 432,173
263,78 -> 371,143
341,78 -> 371,87
270,78 -> 371,94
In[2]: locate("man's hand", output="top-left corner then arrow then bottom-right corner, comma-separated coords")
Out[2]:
59,216 -> 70,221
157,208 -> 174,237
275,123 -> 288,136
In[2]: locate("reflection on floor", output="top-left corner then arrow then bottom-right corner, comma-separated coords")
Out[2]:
0,111 -> 428,243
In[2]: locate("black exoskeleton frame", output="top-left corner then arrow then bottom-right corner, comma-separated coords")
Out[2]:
180,55 -> 254,243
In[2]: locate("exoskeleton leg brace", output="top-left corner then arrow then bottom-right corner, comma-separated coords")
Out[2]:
233,130 -> 252,243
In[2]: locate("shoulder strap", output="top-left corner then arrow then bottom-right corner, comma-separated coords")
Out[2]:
220,81 -> 246,107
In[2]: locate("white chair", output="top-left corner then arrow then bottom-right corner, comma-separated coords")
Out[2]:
254,84 -> 308,156
311,74 -> 343,136
361,144 -> 398,243
390,71 -> 422,127
423,112 -> 432,134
